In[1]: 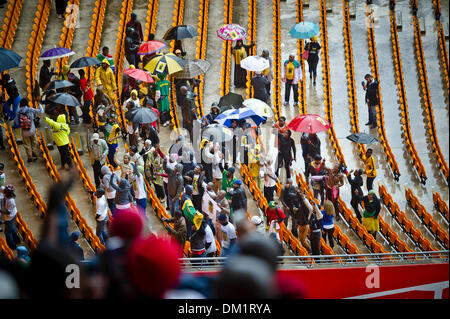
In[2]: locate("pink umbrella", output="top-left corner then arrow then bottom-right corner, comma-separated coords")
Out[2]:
287,114 -> 330,133
123,68 -> 155,83
216,24 -> 247,41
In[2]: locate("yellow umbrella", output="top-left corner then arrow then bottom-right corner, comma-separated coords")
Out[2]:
144,53 -> 184,75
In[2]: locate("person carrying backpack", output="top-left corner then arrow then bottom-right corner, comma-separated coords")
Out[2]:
15,98 -> 44,162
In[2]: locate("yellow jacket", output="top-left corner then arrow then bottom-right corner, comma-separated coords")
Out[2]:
45,114 -> 70,146
95,66 -> 117,93
363,154 -> 377,178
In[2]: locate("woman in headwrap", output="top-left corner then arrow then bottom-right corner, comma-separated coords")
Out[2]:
232,40 -> 255,88
304,35 -> 321,86
362,190 -> 381,239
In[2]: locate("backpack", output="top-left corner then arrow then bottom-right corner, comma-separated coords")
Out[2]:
19,112 -> 32,131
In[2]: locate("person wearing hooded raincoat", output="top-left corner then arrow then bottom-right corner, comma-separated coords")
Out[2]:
45,114 -> 72,169
57,64 -> 71,81
95,59 -> 117,102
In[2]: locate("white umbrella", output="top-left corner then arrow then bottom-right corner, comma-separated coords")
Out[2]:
240,55 -> 270,72
242,98 -> 273,118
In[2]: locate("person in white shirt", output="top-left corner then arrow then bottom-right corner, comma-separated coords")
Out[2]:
93,188 -> 109,244
263,159 -> 277,203
128,145 -> 144,167
216,213 -> 237,258
204,223 -> 217,258
133,166 -> 147,219
211,143 -> 224,193
101,165 -> 117,215
0,185 -> 20,250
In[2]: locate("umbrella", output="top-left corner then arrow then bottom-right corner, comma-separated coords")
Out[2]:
0,48 -> 22,72
124,68 -> 155,83
172,59 -> 211,79
70,57 -> 101,69
201,124 -> 234,143
40,47 -> 74,60
138,40 -> 167,55
217,24 -> 247,41
144,53 -> 184,75
242,98 -> 273,118
240,56 -> 270,72
289,22 -> 320,40
48,92 -> 80,107
346,132 -> 378,144
163,25 -> 199,41
218,92 -> 244,108
128,107 -> 159,124
215,107 -> 265,128
46,80 -> 74,91
287,114 -> 330,133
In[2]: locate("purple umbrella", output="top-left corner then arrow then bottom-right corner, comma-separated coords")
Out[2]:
40,47 -> 75,60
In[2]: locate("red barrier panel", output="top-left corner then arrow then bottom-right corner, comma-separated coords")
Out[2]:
192,263 -> 449,299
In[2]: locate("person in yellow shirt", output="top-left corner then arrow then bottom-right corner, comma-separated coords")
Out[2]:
282,54 -> 301,107
362,148 -> 377,191
95,59 -> 117,102
232,40 -> 255,88
248,145 -> 264,191
45,114 -> 72,170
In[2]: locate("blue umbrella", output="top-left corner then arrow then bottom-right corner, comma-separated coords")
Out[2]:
289,22 -> 319,40
40,47 -> 74,60
215,107 -> 265,128
0,48 -> 22,72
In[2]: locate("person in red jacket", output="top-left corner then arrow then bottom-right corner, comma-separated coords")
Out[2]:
78,69 -> 94,124
265,201 -> 286,228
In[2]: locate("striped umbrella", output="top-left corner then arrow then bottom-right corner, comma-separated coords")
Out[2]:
214,107 -> 265,128
217,24 -> 247,41
144,53 -> 185,75
172,58 -> 210,79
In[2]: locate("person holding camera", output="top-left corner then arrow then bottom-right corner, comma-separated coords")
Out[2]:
361,74 -> 379,129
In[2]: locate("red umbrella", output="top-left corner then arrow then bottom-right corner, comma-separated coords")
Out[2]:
138,40 -> 167,55
123,68 -> 155,83
287,114 -> 330,133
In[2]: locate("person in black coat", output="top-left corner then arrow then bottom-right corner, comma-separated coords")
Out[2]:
68,231 -> 84,261
347,169 -> 364,223
124,27 -> 140,67
276,130 -> 296,180
251,72 -> 270,103
361,73 -> 379,129
228,179 -> 247,215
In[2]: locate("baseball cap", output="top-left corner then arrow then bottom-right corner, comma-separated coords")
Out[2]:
251,216 -> 263,226
92,133 -> 99,140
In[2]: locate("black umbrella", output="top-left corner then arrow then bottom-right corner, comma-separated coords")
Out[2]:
346,132 -> 378,144
0,48 -> 22,72
70,57 -> 102,69
218,92 -> 244,109
201,124 -> 234,143
163,25 -> 199,41
129,107 -> 158,124
49,93 -> 81,107
125,108 -> 138,122
46,80 -> 74,91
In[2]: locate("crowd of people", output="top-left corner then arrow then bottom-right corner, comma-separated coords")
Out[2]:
0,6 -> 385,299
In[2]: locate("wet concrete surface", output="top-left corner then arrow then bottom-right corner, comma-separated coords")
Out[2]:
1,0 -> 448,257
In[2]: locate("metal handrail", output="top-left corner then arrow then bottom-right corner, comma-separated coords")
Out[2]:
179,251 -> 449,271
